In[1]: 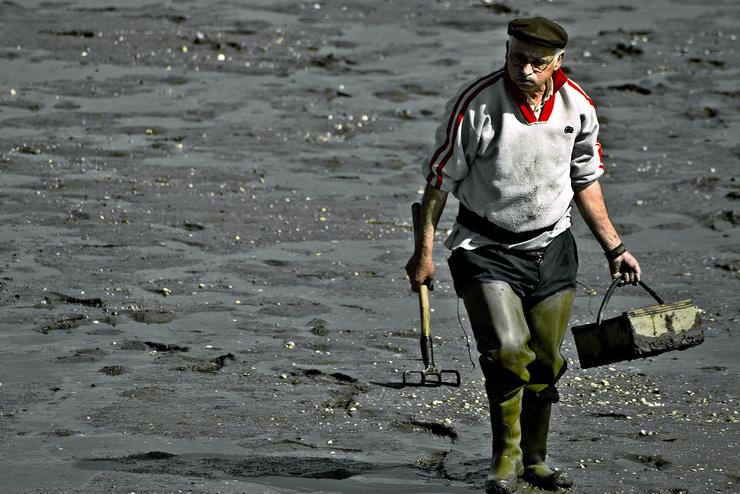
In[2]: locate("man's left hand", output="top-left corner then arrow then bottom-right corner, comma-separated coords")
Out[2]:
610,251 -> 641,285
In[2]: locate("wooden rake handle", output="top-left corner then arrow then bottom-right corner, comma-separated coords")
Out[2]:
412,202 -> 434,368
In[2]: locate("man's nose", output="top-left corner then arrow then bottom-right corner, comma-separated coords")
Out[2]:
518,63 -> 534,76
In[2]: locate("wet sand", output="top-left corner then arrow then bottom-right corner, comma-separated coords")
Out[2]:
0,0 -> 738,492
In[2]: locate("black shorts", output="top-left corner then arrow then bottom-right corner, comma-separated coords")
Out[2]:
447,229 -> 578,303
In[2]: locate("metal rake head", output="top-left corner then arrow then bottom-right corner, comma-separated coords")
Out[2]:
402,366 -> 461,387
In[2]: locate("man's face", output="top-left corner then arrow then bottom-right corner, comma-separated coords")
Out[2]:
505,37 -> 564,94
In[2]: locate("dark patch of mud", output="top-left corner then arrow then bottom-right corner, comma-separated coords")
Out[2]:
119,340 -> 189,352
307,318 -> 330,336
119,387 -> 174,399
257,297 -> 330,317
39,315 -> 87,333
128,309 -> 176,324
56,348 -> 108,364
714,260 -> 739,272
608,83 -> 652,95
624,453 -> 672,471
100,365 -> 125,376
53,293 -> 104,307
397,419 -> 458,441
610,42 -> 644,58
76,452 -> 381,480
413,450 -> 450,477
290,369 -> 368,415
40,429 -> 75,437
184,353 -> 235,373
702,210 -> 739,230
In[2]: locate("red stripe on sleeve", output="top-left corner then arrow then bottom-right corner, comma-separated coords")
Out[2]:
596,141 -> 605,170
430,72 -> 504,188
432,112 -> 464,188
427,70 -> 503,188
566,79 -> 594,106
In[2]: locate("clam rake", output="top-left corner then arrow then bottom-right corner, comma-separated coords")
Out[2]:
402,202 -> 461,388
402,284 -> 462,387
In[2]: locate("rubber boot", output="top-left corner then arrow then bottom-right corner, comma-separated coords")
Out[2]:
520,392 -> 573,491
519,289 -> 576,490
460,282 -> 534,494
485,388 -> 524,494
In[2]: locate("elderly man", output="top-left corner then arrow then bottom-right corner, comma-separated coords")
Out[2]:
405,17 -> 641,493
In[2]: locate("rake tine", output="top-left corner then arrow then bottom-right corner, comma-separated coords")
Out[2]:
440,369 -> 462,387
402,370 -> 424,386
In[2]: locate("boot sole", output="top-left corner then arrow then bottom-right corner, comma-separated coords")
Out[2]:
521,470 -> 573,491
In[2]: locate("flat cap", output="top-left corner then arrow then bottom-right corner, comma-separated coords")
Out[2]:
507,17 -> 568,49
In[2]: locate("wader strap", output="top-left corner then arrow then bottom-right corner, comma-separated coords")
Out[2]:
523,385 -> 560,403
456,203 -> 556,244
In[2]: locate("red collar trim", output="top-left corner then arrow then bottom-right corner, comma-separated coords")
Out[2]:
504,68 -> 537,123
504,67 -> 568,123
552,68 -> 568,92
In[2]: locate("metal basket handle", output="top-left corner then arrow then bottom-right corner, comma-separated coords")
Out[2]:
596,279 -> 665,327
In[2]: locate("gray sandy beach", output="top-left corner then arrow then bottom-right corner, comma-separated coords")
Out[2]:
0,0 -> 738,492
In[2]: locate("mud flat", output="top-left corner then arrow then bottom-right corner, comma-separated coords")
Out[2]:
0,0 -> 738,492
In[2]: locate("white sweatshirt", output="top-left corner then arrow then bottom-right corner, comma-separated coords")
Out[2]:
424,67 -> 604,250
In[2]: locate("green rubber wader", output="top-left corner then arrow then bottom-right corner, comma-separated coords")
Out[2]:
462,283 -> 576,492
462,281 -> 535,401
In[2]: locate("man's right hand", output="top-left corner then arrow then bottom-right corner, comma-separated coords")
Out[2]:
406,184 -> 448,292
609,251 -> 641,286
405,253 -> 436,292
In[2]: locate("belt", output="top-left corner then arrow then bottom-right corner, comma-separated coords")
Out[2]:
456,203 -> 556,244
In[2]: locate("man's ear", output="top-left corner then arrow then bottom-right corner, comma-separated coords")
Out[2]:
554,50 -> 564,70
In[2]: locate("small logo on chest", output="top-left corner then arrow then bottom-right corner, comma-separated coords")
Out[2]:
564,126 -> 574,134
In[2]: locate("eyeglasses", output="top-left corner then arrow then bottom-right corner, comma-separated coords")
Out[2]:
507,52 -> 556,73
